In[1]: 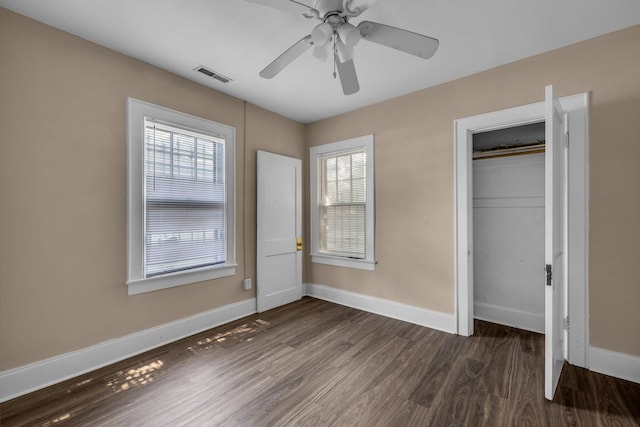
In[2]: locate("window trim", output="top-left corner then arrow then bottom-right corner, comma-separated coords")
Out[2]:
126,98 -> 236,295
310,135 -> 375,271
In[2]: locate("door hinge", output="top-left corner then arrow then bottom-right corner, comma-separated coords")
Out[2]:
546,264 -> 552,287
563,132 -> 569,148
563,317 -> 570,330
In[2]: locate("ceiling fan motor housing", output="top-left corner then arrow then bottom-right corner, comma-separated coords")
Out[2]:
311,0 -> 362,49
313,0 -> 344,17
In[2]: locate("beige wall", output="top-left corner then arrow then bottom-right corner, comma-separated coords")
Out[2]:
2,5 -> 639,373
245,103 -> 306,285
306,25 -> 640,357
0,8 -> 304,370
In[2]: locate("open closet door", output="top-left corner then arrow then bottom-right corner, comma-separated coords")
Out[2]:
544,84 -> 567,400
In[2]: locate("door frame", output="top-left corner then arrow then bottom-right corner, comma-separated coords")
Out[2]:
453,91 -> 590,368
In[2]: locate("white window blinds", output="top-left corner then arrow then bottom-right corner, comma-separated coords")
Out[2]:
144,120 -> 226,276
319,149 -> 366,258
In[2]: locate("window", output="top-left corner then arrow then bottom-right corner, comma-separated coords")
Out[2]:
310,135 -> 375,270
127,98 -> 235,295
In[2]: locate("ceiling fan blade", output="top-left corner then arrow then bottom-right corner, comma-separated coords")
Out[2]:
260,35 -> 314,79
335,55 -> 360,95
244,0 -> 316,17
358,21 -> 439,59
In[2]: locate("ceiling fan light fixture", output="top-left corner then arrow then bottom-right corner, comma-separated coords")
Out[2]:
337,22 -> 361,47
336,39 -> 354,63
311,22 -> 333,46
313,42 -> 331,61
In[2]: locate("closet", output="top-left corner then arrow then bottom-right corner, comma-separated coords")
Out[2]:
472,122 -> 546,333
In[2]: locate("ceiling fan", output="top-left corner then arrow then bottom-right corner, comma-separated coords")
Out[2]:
245,0 -> 439,95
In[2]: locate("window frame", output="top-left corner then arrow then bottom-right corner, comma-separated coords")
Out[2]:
310,135 -> 375,271
126,98 -> 236,295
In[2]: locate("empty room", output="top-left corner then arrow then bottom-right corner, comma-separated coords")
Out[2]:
1,0 -> 639,425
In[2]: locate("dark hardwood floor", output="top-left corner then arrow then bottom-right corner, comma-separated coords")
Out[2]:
2,297 -> 639,426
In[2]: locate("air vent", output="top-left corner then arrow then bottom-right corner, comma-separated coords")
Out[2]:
194,66 -> 232,83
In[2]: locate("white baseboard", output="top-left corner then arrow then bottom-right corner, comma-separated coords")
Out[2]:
305,283 -> 456,334
474,301 -> 544,334
0,298 -> 257,403
7,291 -> 635,403
589,346 -> 640,384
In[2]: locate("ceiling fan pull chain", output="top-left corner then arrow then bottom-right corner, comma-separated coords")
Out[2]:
333,35 -> 337,79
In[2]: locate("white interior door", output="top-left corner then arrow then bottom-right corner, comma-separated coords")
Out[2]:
257,151 -> 302,312
544,84 -> 567,400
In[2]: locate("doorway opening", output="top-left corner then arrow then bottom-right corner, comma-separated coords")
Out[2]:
454,91 -> 590,370
472,122 -> 546,333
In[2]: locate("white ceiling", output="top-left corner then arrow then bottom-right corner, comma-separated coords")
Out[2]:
2,0 -> 639,123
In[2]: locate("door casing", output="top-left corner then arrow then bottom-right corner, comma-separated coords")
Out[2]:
453,92 -> 590,368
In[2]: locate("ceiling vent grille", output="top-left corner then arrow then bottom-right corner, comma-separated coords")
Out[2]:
194,66 -> 232,83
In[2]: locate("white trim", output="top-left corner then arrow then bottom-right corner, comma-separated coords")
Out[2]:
474,197 -> 544,209
306,283 -> 456,334
453,92 -> 589,368
474,302 -> 544,334
310,254 -> 375,271
127,264 -> 237,295
309,135 -> 376,270
0,299 -> 256,403
126,97 -> 236,295
589,346 -> 640,384
565,94 -> 590,368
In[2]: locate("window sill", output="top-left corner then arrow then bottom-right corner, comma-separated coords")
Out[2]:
127,263 -> 237,295
311,254 -> 375,271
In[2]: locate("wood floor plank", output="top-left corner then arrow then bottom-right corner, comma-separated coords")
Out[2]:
227,340 -> 355,426
590,370 -> 640,427
309,335 -> 411,418
424,355 -> 507,426
2,298 -> 639,427
407,332 -> 464,407
279,402 -> 338,427
331,343 -> 435,427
